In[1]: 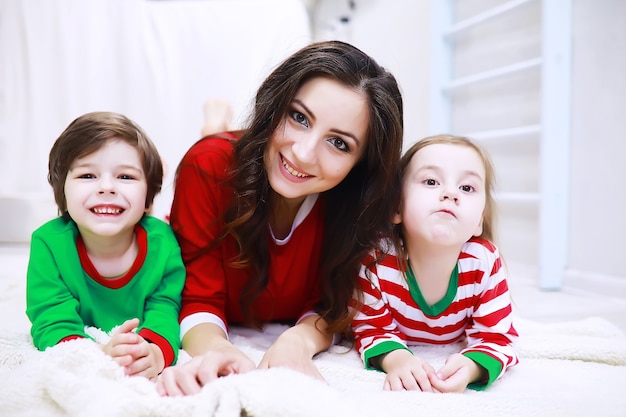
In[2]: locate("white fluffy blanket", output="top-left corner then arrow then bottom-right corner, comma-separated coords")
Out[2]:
1,317 -> 626,417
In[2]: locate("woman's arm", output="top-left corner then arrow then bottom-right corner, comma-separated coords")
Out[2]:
257,314 -> 333,381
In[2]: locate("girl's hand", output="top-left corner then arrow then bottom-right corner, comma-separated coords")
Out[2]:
380,349 -> 437,392
428,353 -> 485,393
156,346 -> 255,396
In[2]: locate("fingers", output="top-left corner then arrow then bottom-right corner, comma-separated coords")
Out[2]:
114,318 -> 140,335
155,350 -> 255,397
429,371 -> 458,393
107,334 -> 143,360
384,369 -> 434,392
111,354 -> 134,368
157,363 -> 204,397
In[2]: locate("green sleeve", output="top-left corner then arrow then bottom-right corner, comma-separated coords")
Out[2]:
463,351 -> 503,391
26,229 -> 90,350
136,217 -> 186,364
363,340 -> 411,371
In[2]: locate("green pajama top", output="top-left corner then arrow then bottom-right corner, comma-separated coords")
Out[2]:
26,215 -> 185,366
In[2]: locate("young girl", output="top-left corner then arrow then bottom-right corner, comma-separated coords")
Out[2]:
156,40 -> 404,396
26,111 -> 186,380
351,134 -> 519,393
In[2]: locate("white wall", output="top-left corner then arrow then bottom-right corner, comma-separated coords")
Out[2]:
311,0 -> 626,289
567,0 -> 626,285
0,0 -> 312,241
1,0 -> 624,290
311,0 -> 432,148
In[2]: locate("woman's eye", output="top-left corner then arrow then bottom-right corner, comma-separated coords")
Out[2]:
460,185 -> 475,192
291,111 -> 309,128
328,137 -> 349,152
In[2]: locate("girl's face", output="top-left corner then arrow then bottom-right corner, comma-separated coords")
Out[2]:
264,76 -> 369,204
394,143 -> 486,248
64,139 -> 148,240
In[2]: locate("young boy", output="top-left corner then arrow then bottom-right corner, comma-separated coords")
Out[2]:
26,111 -> 185,380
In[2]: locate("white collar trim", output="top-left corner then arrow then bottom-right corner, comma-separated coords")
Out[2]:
270,193 -> 319,246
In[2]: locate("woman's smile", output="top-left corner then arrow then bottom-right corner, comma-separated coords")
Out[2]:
280,154 -> 312,179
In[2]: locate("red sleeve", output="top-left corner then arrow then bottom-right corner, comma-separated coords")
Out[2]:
169,135 -> 236,325
139,328 -> 175,367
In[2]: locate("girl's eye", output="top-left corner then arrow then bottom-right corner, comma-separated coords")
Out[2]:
328,137 -> 350,152
460,185 -> 475,192
291,111 -> 309,128
78,174 -> 95,179
119,174 -> 135,180
424,178 -> 437,186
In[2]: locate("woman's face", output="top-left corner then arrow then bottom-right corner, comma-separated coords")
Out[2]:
264,76 -> 370,204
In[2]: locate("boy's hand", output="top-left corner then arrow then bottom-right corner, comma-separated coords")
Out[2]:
124,341 -> 165,380
101,318 -> 165,379
102,318 -> 141,367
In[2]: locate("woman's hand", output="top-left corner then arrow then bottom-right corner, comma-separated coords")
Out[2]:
257,315 -> 332,382
257,328 -> 325,382
156,322 -> 255,396
156,343 -> 255,396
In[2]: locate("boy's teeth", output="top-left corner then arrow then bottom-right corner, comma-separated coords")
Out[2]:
93,207 -> 121,214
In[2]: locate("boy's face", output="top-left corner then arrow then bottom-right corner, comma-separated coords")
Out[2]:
64,139 -> 148,240
394,143 -> 486,248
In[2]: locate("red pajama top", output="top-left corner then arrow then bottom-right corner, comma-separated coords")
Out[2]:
170,134 -> 324,335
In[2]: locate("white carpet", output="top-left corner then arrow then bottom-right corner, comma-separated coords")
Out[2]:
1,317 -> 625,417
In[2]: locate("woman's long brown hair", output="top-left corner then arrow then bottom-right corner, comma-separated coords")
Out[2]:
218,41 -> 404,331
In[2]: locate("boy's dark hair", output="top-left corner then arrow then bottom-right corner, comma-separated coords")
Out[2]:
48,111 -> 163,216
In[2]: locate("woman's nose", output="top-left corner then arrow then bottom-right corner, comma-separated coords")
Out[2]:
292,133 -> 318,164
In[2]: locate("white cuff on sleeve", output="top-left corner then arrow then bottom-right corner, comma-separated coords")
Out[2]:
180,312 -> 228,340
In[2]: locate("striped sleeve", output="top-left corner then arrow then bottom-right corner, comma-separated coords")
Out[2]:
350,249 -> 410,365
458,238 -> 519,385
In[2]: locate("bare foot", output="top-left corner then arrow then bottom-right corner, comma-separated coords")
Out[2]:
201,98 -> 234,136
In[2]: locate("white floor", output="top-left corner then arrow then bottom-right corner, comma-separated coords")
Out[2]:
1,243 -> 626,335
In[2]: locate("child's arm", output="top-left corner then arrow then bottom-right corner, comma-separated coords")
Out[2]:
450,242 -> 519,390
134,223 -> 186,368
26,234 -> 90,349
351,252 -> 438,391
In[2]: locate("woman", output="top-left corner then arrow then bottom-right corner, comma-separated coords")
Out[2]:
157,40 -> 404,396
